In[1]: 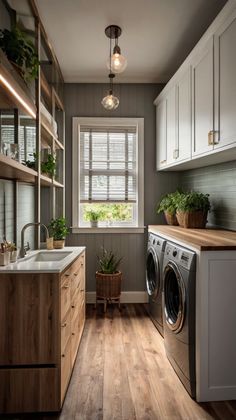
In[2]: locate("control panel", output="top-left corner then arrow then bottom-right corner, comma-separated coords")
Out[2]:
148,233 -> 166,252
165,242 -> 196,271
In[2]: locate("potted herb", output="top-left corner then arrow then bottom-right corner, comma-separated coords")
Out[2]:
0,27 -> 39,82
157,191 -> 182,225
48,217 -> 69,249
176,191 -> 211,228
41,153 -> 56,178
96,248 -> 122,312
85,209 -> 101,228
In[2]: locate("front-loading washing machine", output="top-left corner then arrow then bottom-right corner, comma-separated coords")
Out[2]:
162,241 -> 196,397
146,233 -> 166,336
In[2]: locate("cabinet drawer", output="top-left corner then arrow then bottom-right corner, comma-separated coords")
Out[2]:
61,279 -> 71,321
61,338 -> 71,403
61,311 -> 71,354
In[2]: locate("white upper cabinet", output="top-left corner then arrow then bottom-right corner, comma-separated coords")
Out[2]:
214,9 -> 236,150
154,1 -> 236,171
166,85 -> 177,165
156,99 -> 167,169
176,67 -> 192,161
192,37 -> 214,157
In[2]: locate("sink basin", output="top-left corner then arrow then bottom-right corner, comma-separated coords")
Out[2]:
19,251 -> 72,263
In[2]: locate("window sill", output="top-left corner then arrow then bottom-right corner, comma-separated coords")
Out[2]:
71,226 -> 146,234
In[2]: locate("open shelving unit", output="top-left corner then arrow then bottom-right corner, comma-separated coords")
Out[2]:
0,0 -> 65,248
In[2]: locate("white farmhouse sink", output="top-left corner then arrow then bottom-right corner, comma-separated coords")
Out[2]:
19,251 -> 72,262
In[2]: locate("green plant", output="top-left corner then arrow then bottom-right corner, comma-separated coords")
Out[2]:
97,248 -> 122,274
157,191 -> 183,215
176,191 -> 211,213
85,208 -> 103,222
0,27 -> 39,82
48,217 -> 69,240
41,154 -> 56,177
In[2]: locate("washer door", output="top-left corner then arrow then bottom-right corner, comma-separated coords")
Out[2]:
163,261 -> 185,333
146,247 -> 160,300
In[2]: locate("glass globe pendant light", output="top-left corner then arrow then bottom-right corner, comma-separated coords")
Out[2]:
105,25 -> 127,74
101,73 -> 119,110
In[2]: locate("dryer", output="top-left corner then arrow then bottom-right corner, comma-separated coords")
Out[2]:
146,233 -> 166,336
162,241 -> 196,398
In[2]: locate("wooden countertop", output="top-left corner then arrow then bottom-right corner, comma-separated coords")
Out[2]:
148,225 -> 236,251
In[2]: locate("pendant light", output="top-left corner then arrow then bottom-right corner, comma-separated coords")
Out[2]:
101,73 -> 119,110
105,25 -> 127,74
101,29 -> 119,110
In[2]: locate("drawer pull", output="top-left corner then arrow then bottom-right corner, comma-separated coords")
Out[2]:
160,159 -> 166,164
62,354 -> 65,358
63,284 -> 70,289
72,332 -> 75,336
74,272 -> 79,276
80,289 -> 85,292
61,322 -> 67,327
64,273 -> 70,277
71,305 -> 75,308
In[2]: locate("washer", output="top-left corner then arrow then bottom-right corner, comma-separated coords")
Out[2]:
146,233 -> 166,336
162,241 -> 196,398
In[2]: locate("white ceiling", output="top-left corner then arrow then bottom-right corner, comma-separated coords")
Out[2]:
35,0 -> 227,83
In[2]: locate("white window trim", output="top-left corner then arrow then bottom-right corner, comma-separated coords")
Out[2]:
72,117 -> 145,234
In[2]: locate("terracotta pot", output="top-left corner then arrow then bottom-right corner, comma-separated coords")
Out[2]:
176,210 -> 208,229
53,239 -> 65,249
164,211 -> 178,226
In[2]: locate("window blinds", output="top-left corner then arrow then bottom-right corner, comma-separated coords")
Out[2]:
79,126 -> 137,203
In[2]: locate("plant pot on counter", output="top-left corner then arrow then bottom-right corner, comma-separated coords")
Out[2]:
53,239 -> 65,249
164,211 -> 179,226
176,210 -> 208,229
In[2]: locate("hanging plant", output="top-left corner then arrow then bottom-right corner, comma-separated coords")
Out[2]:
0,27 -> 39,82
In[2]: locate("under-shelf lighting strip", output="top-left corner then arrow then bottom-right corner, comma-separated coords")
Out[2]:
0,74 -> 36,119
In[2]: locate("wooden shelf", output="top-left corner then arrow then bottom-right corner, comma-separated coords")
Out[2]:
40,174 -> 64,188
0,153 -> 38,183
0,50 -> 36,118
40,69 -> 51,103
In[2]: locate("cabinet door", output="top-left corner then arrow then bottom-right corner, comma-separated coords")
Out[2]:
166,86 -> 177,165
192,37 -> 214,156
176,67 -> 192,162
214,10 -> 236,149
156,99 -> 167,169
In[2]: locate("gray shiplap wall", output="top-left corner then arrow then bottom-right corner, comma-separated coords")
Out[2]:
65,83 -> 180,292
180,160 -> 236,230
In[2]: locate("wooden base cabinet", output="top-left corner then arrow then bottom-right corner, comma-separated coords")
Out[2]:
0,250 -> 86,414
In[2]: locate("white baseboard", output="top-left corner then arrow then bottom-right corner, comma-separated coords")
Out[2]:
86,291 -> 148,304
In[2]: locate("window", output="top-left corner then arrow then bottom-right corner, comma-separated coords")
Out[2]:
72,118 -> 144,233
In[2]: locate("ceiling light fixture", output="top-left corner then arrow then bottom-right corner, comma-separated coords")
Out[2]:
105,25 -> 127,74
101,26 -> 120,110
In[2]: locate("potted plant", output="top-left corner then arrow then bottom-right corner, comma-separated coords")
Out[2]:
41,153 -> 57,178
157,191 -> 182,225
96,248 -> 122,312
176,191 -> 211,228
85,209 -> 101,227
48,217 -> 69,248
0,27 -> 39,82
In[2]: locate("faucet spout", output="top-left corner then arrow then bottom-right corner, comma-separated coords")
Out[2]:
19,222 -> 49,258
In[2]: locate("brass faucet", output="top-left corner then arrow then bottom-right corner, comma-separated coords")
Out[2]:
20,222 -> 49,258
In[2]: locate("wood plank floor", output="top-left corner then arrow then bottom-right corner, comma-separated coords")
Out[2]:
1,303 -> 236,420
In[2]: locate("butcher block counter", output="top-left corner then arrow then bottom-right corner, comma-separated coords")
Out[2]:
148,225 -> 236,251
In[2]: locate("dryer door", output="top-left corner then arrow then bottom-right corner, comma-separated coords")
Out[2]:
146,247 -> 160,300
163,261 -> 186,333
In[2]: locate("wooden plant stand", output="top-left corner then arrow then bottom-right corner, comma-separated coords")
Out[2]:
95,271 -> 122,312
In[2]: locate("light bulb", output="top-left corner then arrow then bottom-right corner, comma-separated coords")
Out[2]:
101,93 -> 119,110
110,52 -> 127,73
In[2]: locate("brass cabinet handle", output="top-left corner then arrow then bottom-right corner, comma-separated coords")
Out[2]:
80,289 -> 85,292
63,284 -> 70,289
74,272 -> 79,276
64,273 -> 70,277
208,130 -> 219,145
61,322 -> 67,327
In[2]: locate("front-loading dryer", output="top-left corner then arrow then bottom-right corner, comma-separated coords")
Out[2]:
146,233 -> 166,336
162,241 -> 196,397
